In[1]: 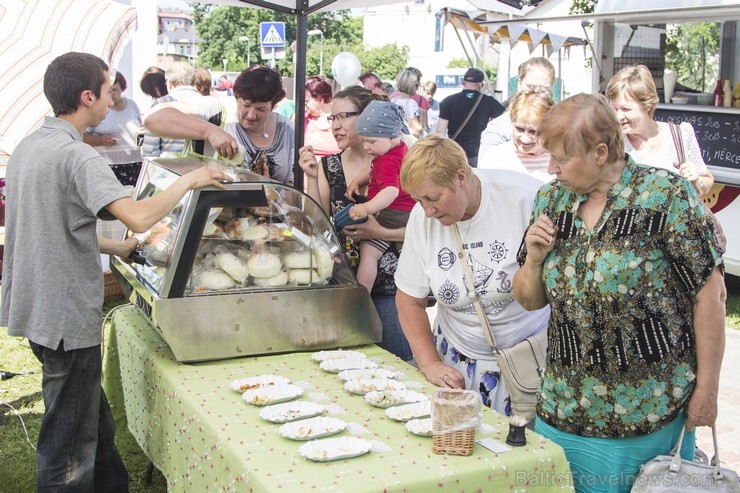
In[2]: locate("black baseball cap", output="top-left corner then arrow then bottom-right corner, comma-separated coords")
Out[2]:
463,68 -> 485,83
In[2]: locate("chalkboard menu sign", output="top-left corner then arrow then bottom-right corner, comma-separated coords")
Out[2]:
654,105 -> 740,178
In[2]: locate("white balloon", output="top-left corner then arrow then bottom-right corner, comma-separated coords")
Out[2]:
331,52 -> 361,87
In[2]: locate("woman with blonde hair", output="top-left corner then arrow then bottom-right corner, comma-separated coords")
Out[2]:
395,135 -> 548,414
478,86 -> 555,180
606,64 -> 714,198
390,68 -> 423,138
513,93 -> 725,492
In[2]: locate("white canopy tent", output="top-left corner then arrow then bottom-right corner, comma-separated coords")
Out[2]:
0,0 -> 138,164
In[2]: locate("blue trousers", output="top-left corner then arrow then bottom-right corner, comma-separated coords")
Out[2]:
536,414 -> 694,493
30,340 -> 128,493
373,295 -> 413,362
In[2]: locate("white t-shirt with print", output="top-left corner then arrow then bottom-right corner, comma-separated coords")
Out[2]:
395,169 -> 550,360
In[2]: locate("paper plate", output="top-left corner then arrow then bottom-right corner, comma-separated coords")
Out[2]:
242,384 -> 303,406
405,418 -> 432,437
310,349 -> 367,363
364,390 -> 429,408
319,357 -> 378,373
230,375 -> 291,393
337,368 -> 397,382
278,416 -> 346,441
258,401 -> 324,423
299,436 -> 372,462
385,401 -> 431,422
344,378 -> 406,395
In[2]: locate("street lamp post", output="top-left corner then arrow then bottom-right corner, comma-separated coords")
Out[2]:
307,29 -> 323,76
238,36 -> 250,68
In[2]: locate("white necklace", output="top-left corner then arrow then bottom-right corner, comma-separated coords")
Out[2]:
247,117 -> 270,140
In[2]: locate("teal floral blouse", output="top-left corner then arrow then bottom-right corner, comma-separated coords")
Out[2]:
517,158 -> 723,438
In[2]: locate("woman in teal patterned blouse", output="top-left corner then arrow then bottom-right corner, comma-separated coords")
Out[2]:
513,93 -> 726,493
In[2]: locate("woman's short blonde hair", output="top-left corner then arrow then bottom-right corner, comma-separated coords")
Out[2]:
509,87 -> 555,125
401,135 -> 470,194
605,65 -> 660,117
396,68 -> 420,95
538,93 -> 624,164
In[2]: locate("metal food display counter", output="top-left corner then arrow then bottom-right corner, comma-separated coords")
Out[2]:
111,157 -> 382,362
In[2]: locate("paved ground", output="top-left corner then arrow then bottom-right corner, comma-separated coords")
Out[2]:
424,305 -> 740,471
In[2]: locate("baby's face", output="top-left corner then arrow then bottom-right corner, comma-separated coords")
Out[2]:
360,136 -> 395,158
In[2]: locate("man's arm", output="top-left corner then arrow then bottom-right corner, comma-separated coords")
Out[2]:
145,103 -> 237,158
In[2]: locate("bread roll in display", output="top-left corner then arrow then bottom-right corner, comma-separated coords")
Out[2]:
198,269 -> 236,290
312,244 -> 334,279
284,250 -> 313,269
247,253 -> 282,278
215,252 -> 249,284
242,224 -> 269,241
252,271 -> 288,287
288,269 -> 320,285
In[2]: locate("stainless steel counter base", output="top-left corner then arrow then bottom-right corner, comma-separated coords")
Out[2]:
112,262 -> 382,363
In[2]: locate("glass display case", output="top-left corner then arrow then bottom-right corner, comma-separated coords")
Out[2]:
112,157 -> 382,362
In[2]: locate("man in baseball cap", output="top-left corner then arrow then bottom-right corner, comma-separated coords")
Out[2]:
463,68 -> 485,83
435,68 -> 504,167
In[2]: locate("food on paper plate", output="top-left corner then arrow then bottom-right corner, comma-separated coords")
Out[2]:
229,375 -> 291,393
298,436 -> 372,462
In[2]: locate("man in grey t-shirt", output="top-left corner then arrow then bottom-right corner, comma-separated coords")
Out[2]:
1,53 -> 230,492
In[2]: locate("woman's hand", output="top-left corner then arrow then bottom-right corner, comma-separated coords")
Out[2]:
298,145 -> 319,179
206,127 -> 238,158
344,215 -> 405,242
685,385 -> 718,431
524,213 -> 558,265
420,360 -> 465,389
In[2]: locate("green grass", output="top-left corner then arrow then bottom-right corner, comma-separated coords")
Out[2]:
0,298 -> 167,493
2,280 -> 740,492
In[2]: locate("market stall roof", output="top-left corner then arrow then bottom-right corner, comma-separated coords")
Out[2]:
206,0 -> 401,15
0,0 -> 137,163
477,0 -> 740,26
442,8 -> 586,53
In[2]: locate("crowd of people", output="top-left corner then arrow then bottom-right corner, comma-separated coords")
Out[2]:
1,51 -> 727,493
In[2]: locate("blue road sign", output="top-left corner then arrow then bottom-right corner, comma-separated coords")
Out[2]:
260,22 -> 286,48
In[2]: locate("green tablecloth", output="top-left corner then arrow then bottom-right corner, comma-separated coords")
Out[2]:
103,304 -> 574,492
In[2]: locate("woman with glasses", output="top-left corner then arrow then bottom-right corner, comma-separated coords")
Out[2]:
298,87 -> 413,362
478,87 -> 555,183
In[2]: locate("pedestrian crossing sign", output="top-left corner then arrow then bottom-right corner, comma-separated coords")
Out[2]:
260,22 -> 286,48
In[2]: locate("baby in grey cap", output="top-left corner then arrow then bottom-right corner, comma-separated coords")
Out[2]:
344,100 -> 416,293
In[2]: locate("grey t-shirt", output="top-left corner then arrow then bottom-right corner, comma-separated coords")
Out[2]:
1,117 -> 129,350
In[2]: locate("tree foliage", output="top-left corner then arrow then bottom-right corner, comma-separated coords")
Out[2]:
191,5 -> 408,80
665,22 -> 720,93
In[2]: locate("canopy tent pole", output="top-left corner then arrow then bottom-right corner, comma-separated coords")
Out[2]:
293,0 -> 309,192
458,20 -> 495,95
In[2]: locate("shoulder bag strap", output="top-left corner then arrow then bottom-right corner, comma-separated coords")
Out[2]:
450,91 -> 484,140
668,122 -> 686,163
452,223 -> 498,350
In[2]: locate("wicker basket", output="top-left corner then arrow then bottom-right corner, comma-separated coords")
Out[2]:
431,389 -> 479,456
103,270 -> 123,302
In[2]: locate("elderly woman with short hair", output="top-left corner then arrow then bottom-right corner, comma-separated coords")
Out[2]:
513,93 -> 725,493
395,135 -> 549,413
